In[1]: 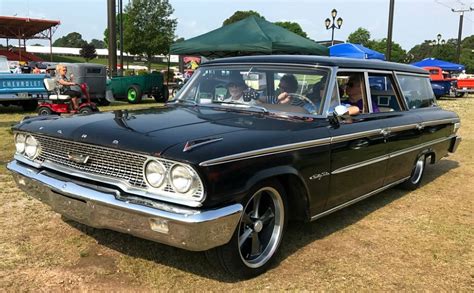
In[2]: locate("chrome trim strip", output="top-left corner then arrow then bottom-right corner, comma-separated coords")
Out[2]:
331,155 -> 389,174
364,71 -> 373,113
199,137 -> 332,167
422,118 -> 458,127
310,177 -> 409,221
7,160 -> 242,251
389,123 -> 419,132
389,135 -> 455,159
330,129 -> 383,143
394,71 -> 429,78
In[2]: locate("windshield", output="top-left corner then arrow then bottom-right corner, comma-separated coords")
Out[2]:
174,65 -> 331,116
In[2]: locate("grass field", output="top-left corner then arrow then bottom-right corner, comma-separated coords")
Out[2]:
0,97 -> 472,290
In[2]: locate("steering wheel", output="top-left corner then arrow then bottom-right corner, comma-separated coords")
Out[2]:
283,93 -> 318,112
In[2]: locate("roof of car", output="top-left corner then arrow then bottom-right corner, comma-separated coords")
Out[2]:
203,55 -> 428,74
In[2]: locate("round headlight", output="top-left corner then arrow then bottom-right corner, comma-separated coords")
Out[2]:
170,165 -> 195,193
15,133 -> 26,154
145,160 -> 166,188
24,135 -> 39,159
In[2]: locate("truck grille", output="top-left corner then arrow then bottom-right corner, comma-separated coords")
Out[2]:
35,135 -> 148,188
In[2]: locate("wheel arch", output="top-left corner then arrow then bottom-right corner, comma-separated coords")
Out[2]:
244,166 -> 311,222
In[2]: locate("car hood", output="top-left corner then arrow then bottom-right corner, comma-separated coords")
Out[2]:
15,105 -> 323,157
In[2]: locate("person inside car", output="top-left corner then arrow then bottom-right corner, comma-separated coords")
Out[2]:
343,75 -> 379,115
55,64 -> 81,110
223,77 -> 249,103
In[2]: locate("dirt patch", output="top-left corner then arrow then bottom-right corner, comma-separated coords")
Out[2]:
0,98 -> 472,290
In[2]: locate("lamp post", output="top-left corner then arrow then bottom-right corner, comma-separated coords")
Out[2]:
325,9 -> 343,46
431,33 -> 446,46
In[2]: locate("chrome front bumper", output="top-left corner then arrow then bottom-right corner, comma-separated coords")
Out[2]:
7,160 -> 243,251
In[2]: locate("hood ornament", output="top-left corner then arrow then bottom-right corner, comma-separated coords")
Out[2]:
183,137 -> 223,152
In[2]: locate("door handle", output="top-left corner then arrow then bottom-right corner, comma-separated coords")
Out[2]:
350,139 -> 370,149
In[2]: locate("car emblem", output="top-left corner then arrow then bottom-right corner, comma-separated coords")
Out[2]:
67,152 -> 90,164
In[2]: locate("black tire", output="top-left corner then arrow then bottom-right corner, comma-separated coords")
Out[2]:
153,85 -> 169,103
79,106 -> 93,114
97,98 -> 110,106
455,92 -> 465,98
206,179 -> 287,279
127,85 -> 142,104
37,106 -> 53,116
22,100 -> 38,111
400,155 -> 426,190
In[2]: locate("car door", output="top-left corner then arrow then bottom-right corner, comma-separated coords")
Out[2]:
326,71 -> 389,209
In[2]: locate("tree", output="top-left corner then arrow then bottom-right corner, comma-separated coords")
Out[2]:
103,13 -> 128,48
80,43 -> 97,62
90,39 -> 105,49
174,37 -> 185,43
367,38 -> 407,63
274,21 -> 308,38
123,0 -> 176,71
347,27 -> 371,46
222,10 -> 264,26
53,32 -> 87,48
460,35 -> 474,73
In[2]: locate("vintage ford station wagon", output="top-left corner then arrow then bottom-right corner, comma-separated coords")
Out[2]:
8,56 -> 461,278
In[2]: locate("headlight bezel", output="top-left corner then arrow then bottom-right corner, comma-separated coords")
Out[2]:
24,135 -> 40,159
15,132 -> 41,160
169,164 -> 198,194
143,158 -> 204,203
144,159 -> 167,188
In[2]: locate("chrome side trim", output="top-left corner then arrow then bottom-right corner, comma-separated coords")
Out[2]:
7,160 -> 243,251
389,123 -> 419,132
389,135 -> 455,159
331,155 -> 389,174
332,135 -> 455,174
331,129 -> 383,143
310,177 -> 409,221
422,118 -> 459,127
199,137 -> 332,167
183,137 -> 223,152
394,71 -> 429,78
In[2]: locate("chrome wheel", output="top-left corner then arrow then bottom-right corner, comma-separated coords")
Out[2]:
410,156 -> 425,184
238,186 -> 284,268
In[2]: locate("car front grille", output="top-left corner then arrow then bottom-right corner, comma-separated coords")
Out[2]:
35,135 -> 148,188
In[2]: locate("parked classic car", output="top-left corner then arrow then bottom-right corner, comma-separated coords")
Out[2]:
8,55 -> 461,278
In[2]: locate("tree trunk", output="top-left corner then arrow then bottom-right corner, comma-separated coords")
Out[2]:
147,53 -> 152,72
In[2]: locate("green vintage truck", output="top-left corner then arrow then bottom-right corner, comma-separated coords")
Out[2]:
107,72 -> 169,104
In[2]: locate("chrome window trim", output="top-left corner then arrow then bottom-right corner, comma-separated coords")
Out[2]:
310,176 -> 409,221
331,155 -> 389,175
330,129 -> 383,143
394,71 -> 429,78
199,137 -> 332,167
364,71 -> 373,113
389,123 -> 419,132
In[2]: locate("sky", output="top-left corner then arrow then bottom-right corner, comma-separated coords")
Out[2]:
0,0 -> 472,51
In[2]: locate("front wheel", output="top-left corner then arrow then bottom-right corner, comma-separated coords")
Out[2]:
153,85 -> 169,103
127,85 -> 142,104
78,106 -> 93,114
37,106 -> 52,116
206,180 -> 287,279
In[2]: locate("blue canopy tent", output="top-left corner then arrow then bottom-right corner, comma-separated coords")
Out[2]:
411,58 -> 465,71
329,43 -> 385,60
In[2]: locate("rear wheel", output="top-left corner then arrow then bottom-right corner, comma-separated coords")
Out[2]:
127,85 -> 142,104
455,92 -> 465,98
37,106 -> 52,116
79,106 -> 93,114
401,155 -> 426,190
206,179 -> 287,279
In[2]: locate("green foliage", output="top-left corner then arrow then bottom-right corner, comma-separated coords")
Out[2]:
347,27 -> 371,46
222,10 -> 264,26
90,39 -> 105,49
367,38 -> 407,63
53,32 -> 87,48
103,13 -> 128,49
124,0 -> 177,71
274,21 -> 308,38
79,43 -> 97,62
174,37 -> 185,43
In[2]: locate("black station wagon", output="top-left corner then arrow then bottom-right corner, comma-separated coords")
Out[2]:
8,55 -> 461,278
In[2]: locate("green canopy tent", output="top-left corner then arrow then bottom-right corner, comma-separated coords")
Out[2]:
170,16 -> 329,58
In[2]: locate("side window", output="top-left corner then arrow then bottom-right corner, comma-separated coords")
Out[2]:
336,72 -> 368,113
397,74 -> 437,109
367,73 -> 402,112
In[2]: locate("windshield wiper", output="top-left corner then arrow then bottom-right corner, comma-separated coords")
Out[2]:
212,102 -> 269,114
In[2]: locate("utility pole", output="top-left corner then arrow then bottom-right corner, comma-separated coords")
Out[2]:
386,0 -> 395,61
107,0 -> 117,77
119,0 -> 124,76
451,6 -> 473,64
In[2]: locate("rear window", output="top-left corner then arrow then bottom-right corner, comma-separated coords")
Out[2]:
86,68 -> 102,74
397,74 -> 437,109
